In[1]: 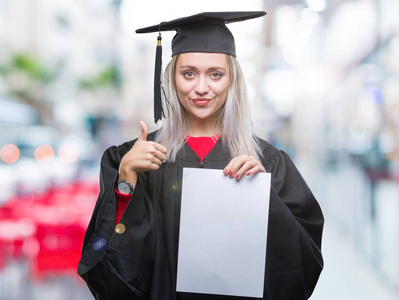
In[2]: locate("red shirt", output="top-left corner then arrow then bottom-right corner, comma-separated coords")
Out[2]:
115,135 -> 220,225
115,189 -> 131,226
185,134 -> 220,162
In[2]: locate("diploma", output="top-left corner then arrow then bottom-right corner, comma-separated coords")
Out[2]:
177,168 -> 271,297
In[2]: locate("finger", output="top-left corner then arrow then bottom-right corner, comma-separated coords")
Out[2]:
223,157 -> 244,176
223,158 -> 238,176
223,160 -> 234,175
146,163 -> 161,171
234,160 -> 258,180
151,157 -> 163,166
139,158 -> 161,171
153,142 -> 168,154
138,121 -> 148,141
229,156 -> 250,177
152,150 -> 167,162
224,157 -> 246,178
246,164 -> 266,176
146,147 -> 166,162
146,144 -> 166,161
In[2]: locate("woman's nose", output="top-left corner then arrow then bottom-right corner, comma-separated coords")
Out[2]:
194,77 -> 209,95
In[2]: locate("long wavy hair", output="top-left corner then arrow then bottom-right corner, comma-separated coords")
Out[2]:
155,54 -> 262,162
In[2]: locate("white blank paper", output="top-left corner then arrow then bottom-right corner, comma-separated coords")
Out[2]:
176,168 -> 271,298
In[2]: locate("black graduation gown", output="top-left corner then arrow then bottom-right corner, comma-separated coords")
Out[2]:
78,131 -> 324,300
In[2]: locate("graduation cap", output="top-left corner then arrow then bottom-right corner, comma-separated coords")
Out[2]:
136,11 -> 267,123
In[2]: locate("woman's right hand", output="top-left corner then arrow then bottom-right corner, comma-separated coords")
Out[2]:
118,121 -> 167,185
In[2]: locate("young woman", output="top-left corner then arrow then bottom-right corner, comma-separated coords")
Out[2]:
78,12 -> 324,300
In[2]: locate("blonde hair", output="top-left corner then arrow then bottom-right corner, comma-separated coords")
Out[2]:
156,54 -> 262,162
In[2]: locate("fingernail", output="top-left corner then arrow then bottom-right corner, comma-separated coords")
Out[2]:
246,171 -> 251,176
235,174 -> 240,179
229,171 -> 233,177
223,169 -> 228,174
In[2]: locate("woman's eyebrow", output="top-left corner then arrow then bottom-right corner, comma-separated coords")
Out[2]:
208,67 -> 227,72
178,65 -> 198,70
178,65 -> 227,72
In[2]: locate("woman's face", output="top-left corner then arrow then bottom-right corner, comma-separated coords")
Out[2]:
174,52 -> 230,125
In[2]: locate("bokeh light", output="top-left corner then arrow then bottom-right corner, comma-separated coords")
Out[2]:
58,144 -> 80,164
306,0 -> 326,12
93,237 -> 107,251
0,144 -> 20,164
301,8 -> 319,25
34,145 -> 55,164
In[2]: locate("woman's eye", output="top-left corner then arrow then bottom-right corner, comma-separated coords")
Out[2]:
211,72 -> 222,79
184,71 -> 194,78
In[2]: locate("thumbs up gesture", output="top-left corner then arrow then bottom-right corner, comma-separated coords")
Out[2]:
118,121 -> 167,185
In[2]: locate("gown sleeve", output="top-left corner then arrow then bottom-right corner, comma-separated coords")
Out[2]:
77,141 -> 156,300
263,147 -> 324,299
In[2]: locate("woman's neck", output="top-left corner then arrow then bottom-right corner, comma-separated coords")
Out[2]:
187,118 -> 220,137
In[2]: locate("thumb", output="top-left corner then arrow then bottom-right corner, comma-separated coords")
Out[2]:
138,121 -> 148,141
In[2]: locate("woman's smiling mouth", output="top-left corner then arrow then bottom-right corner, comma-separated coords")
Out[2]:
192,98 -> 212,106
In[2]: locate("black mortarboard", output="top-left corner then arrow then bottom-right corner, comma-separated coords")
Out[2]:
136,11 -> 267,123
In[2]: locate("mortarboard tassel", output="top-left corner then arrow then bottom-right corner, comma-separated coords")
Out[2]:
154,32 -> 164,123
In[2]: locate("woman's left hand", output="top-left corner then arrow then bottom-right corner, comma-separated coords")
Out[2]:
223,155 -> 266,180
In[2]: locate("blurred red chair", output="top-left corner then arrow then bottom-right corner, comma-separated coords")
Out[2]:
31,222 -> 85,280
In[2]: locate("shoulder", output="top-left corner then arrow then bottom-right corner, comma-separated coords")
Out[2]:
255,137 -> 314,196
255,136 -> 299,175
255,136 -> 282,170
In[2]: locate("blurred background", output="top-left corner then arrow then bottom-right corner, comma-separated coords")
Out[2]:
0,0 -> 398,299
